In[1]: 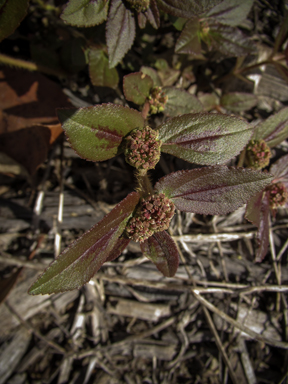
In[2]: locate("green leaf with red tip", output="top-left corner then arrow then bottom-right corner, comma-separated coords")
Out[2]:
28,192 -> 140,295
205,0 -> 254,27
61,0 -> 108,27
0,0 -> 29,42
57,104 -> 144,162
123,72 -> 154,105
155,166 -> 274,215
163,87 -> 203,117
88,48 -> 119,89
140,231 -> 179,277
220,93 -> 258,113
159,113 -> 253,165
156,0 -> 222,18
253,106 -> 288,148
106,0 -> 136,68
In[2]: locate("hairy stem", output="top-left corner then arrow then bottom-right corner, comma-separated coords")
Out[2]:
0,53 -> 66,77
136,171 -> 154,197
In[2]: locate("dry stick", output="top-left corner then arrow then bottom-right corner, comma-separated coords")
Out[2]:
175,241 -> 237,384
5,301 -> 66,354
172,231 -> 255,242
212,216 -> 228,281
54,138 -> 64,258
202,305 -> 238,384
192,290 -> 288,350
0,253 -> 47,270
269,215 -> 282,312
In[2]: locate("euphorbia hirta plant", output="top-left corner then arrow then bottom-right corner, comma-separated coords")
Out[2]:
29,101 -> 273,295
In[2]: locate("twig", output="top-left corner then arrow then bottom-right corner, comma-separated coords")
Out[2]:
5,301 -> 66,354
192,290 -> 288,350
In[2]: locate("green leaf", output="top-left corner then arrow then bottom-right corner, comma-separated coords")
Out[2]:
140,231 -> 179,277
140,66 -> 162,86
253,106 -> 288,148
208,24 -> 254,57
156,0 -> 222,18
88,47 -> 119,89
220,92 -> 258,113
163,87 -> 203,117
205,0 -> 254,27
57,103 -> 145,162
0,0 -> 29,42
123,72 -> 154,105
175,18 -> 203,56
155,166 -> 273,215
106,0 -> 136,68
28,192 -> 140,295
159,113 -> 253,165
61,0 -> 108,27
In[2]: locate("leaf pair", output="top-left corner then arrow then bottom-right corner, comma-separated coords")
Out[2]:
58,103 -> 254,166
29,165 -> 273,295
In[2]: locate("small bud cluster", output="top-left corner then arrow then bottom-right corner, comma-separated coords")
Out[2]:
126,193 -> 175,242
148,87 -> 168,114
266,182 -> 288,209
246,140 -> 271,170
124,126 -> 161,171
126,0 -> 150,12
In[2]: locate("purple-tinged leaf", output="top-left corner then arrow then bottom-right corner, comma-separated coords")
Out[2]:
245,190 -> 264,227
253,106 -> 288,148
105,237 -> 131,262
57,103 -> 144,162
159,113 -> 253,165
140,66 -> 162,86
138,0 -> 160,29
145,0 -> 160,29
255,192 -> 270,262
0,0 -> 29,42
88,47 -> 119,89
28,192 -> 140,295
270,154 -> 288,182
163,88 -> 203,117
123,72 -> 154,105
208,24 -> 254,57
155,166 -> 273,215
140,231 -> 179,277
220,92 -> 258,113
205,0 -> 254,27
273,62 -> 288,85
106,0 -> 136,68
61,0 -> 108,27
175,19 -> 203,56
156,0 -> 222,18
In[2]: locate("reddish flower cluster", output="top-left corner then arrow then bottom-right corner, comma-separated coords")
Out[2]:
124,126 -> 161,171
148,86 -> 168,114
126,0 -> 150,12
126,193 -> 175,242
246,139 -> 271,170
266,182 -> 288,209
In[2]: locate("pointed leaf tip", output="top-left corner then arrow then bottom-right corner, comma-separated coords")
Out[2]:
28,192 -> 139,295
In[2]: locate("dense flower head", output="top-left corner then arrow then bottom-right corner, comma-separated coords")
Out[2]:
126,193 -> 175,242
126,0 -> 150,12
124,126 -> 161,171
246,139 -> 271,170
266,182 -> 288,209
148,86 -> 168,114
